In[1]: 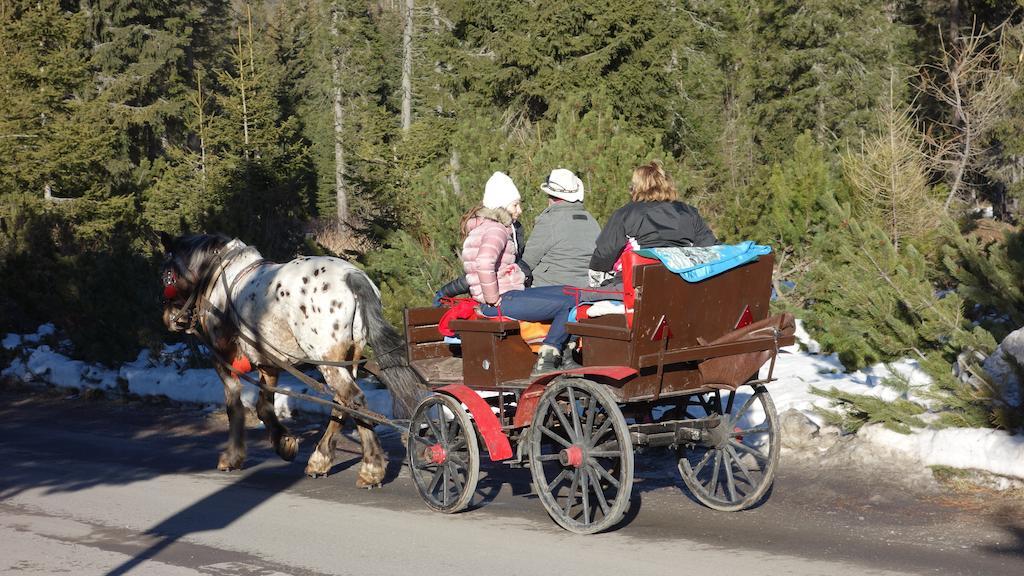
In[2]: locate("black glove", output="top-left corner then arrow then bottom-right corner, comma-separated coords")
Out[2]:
434,275 -> 470,306
517,259 -> 533,288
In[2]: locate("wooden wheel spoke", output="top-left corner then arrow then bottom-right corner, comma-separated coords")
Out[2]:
586,466 -> 611,516
536,453 -> 562,462
547,468 -> 572,492
411,434 -> 434,448
731,393 -> 758,424
445,417 -> 459,443
447,454 -> 467,469
425,409 -> 445,441
447,462 -> 465,493
428,463 -> 445,495
722,450 -> 738,502
447,437 -> 467,452
563,469 -> 580,518
590,417 -> 614,446
708,451 -> 723,495
588,450 -> 621,458
587,457 -> 621,489
540,424 -> 572,448
728,438 -> 769,463
548,398 -> 576,442
580,463 -> 591,523
567,387 -> 583,437
583,394 -> 597,442
691,448 -> 714,476
413,462 -> 436,471
726,444 -> 756,487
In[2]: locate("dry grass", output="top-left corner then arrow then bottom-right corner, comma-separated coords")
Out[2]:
308,217 -> 375,257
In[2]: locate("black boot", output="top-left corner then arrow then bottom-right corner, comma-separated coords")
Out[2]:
559,354 -> 583,371
560,339 -> 583,370
531,345 -> 562,377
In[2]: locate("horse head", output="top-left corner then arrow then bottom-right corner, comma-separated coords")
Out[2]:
159,231 -> 231,333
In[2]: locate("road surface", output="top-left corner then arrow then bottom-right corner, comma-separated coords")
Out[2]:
0,386 -> 1021,576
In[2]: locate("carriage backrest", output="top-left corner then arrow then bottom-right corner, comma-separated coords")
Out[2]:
627,252 -> 774,362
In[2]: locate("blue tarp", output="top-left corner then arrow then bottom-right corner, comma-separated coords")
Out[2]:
634,241 -> 772,283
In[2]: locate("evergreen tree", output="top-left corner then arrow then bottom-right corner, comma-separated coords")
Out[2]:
750,0 -> 915,159
944,230 -> 1024,338
806,193 -> 992,369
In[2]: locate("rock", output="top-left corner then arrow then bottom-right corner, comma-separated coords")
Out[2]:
981,328 -> 1024,408
780,408 -> 821,451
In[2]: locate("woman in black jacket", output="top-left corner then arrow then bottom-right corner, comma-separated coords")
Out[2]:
588,161 -> 716,286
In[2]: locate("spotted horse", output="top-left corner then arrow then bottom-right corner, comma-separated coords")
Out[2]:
159,232 -> 425,487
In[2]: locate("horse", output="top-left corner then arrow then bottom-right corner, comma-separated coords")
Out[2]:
158,232 -> 424,487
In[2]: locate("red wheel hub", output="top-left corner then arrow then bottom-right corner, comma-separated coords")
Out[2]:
428,443 -> 447,464
560,445 -> 584,468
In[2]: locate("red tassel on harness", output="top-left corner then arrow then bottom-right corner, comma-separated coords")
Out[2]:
231,356 -> 253,373
163,284 -> 178,300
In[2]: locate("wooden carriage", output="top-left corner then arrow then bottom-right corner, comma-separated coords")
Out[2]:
402,252 -> 795,534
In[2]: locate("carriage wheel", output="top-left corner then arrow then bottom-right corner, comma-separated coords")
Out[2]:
677,384 -> 780,512
528,378 -> 633,534
408,394 -> 480,513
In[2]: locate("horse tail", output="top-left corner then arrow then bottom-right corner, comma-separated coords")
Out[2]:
345,271 -> 425,419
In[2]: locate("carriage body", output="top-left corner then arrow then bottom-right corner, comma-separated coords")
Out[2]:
403,254 -> 796,532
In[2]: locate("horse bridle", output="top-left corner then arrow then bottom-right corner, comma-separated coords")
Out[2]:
163,246 -> 251,333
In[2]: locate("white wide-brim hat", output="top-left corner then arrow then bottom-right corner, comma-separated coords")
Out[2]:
540,168 -> 584,202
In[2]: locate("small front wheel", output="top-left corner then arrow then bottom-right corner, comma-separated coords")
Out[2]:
408,394 -> 480,513
528,378 -> 633,534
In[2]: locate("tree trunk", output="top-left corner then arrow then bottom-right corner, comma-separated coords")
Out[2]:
401,0 -> 414,133
236,28 -> 250,154
449,148 -> 462,197
330,2 -> 348,224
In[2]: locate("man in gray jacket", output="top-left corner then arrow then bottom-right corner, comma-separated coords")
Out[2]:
522,168 -> 601,288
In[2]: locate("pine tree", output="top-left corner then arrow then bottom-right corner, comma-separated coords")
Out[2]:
749,0 -> 915,159
944,229 -> 1024,338
806,192 -> 992,369
842,76 -> 943,254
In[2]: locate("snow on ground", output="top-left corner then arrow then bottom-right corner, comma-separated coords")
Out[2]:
3,322 -> 1022,482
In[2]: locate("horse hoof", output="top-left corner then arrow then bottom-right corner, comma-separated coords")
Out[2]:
304,451 -> 332,477
218,452 -> 244,471
356,479 -> 382,490
278,435 -> 299,462
356,462 -> 385,487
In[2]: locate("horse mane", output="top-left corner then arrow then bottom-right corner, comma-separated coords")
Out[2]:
172,233 -> 233,283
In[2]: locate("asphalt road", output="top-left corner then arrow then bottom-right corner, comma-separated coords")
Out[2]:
0,385 -> 1021,576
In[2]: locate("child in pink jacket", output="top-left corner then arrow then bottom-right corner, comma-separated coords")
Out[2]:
461,172 -> 579,376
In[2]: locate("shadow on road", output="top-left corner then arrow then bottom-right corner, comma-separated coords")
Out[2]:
102,466 -> 304,576
983,510 -> 1024,558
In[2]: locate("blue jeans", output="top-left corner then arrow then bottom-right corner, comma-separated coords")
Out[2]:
479,285 -> 576,349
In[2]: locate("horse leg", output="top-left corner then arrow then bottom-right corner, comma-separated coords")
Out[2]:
306,364 -> 386,487
215,364 -> 246,471
305,404 -> 343,478
255,368 -> 298,462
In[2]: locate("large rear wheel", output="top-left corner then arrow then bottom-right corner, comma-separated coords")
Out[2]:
408,394 -> 480,513
677,384 -> 780,511
528,378 -> 633,534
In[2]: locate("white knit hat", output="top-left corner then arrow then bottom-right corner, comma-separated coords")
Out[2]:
540,168 -> 584,202
482,171 -> 521,209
